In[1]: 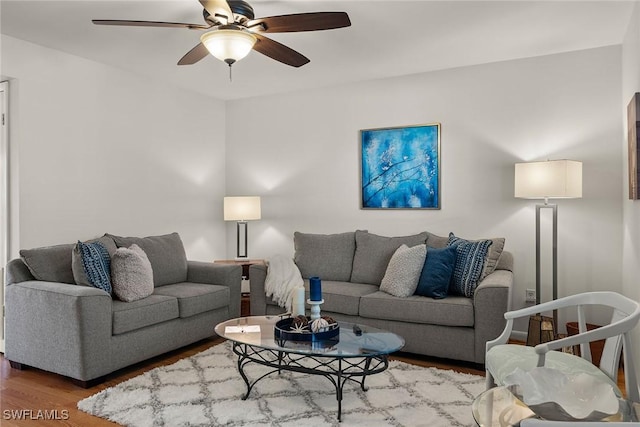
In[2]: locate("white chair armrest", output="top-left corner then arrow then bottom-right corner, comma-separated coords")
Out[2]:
486,318 -> 515,352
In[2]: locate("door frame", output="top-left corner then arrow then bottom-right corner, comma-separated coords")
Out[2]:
1,81 -> 9,353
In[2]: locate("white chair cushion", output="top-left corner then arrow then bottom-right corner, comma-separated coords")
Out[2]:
486,344 -> 622,397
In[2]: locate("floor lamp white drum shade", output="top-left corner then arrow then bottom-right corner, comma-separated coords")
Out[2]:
514,160 -> 582,334
224,196 -> 261,259
514,160 -> 582,200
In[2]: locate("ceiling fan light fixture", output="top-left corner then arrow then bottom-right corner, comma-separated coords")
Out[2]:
200,28 -> 257,64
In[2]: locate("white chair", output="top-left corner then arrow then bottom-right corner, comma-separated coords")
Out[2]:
521,421 -> 640,426
485,291 -> 640,403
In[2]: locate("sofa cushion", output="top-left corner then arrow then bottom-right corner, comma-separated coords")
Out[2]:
359,291 -> 474,327
111,244 -> 154,302
153,282 -> 230,318
351,231 -> 428,285
75,240 -> 112,294
483,237 -> 505,278
448,233 -> 492,297
415,245 -> 457,299
72,236 -> 117,286
111,294 -> 179,335
313,280 -> 379,316
425,232 -> 450,249
107,232 -> 188,287
486,344 -> 621,398
266,280 -> 379,316
20,243 -> 76,284
294,231 -> 356,281
380,244 -> 427,297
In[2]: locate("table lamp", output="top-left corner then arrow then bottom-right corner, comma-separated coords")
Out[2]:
224,196 -> 261,259
514,159 -> 582,334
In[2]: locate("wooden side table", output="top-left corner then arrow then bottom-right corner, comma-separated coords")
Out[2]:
214,259 -> 265,316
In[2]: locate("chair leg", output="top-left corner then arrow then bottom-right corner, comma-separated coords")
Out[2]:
485,370 -> 496,390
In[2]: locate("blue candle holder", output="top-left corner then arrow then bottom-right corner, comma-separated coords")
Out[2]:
309,277 -> 322,301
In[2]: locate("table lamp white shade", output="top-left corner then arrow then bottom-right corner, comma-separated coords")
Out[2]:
224,196 -> 261,258
224,196 -> 262,221
514,160 -> 582,200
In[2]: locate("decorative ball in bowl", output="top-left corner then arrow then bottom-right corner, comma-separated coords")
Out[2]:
274,315 -> 339,342
503,367 -> 620,421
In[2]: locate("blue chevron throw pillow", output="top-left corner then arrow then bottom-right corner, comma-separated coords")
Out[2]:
448,233 -> 492,297
78,240 -> 112,294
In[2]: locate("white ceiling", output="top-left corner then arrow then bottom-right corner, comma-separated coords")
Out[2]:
0,1 -> 635,101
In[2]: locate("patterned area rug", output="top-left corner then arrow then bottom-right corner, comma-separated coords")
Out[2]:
78,342 -> 484,427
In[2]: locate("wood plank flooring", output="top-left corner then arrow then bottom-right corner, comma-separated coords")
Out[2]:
0,338 -> 626,426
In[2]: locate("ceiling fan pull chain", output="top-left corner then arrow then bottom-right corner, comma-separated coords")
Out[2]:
228,63 -> 233,82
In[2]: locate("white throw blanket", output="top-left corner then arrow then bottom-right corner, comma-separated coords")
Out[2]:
264,254 -> 304,312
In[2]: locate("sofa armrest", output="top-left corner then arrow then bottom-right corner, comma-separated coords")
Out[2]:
249,264 -> 268,315
187,261 -> 242,318
5,281 -> 112,381
6,258 -> 35,284
473,269 -> 513,364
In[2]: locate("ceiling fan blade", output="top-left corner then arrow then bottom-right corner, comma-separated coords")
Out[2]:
247,12 -> 351,33
177,42 -> 210,65
252,34 -> 309,67
92,20 -> 210,30
199,0 -> 234,24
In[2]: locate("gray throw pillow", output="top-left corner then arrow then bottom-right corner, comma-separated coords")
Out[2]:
351,230 -> 428,285
106,232 -> 187,287
72,236 -> 118,286
425,232 -> 450,249
20,243 -> 76,284
111,244 -> 154,302
294,231 -> 356,281
380,244 -> 427,297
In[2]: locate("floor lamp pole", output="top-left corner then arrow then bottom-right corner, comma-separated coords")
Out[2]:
535,202 -> 558,336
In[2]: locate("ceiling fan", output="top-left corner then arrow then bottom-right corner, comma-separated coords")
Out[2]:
92,0 -> 351,70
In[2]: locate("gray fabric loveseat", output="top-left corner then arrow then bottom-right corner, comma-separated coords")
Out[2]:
250,230 -> 513,365
5,232 -> 241,386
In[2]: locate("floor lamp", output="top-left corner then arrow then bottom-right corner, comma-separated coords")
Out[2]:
514,160 -> 582,336
224,196 -> 261,259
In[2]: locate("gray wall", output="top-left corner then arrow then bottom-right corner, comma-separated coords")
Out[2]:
622,1 -> 640,389
1,31 -> 629,337
1,35 -> 228,261
226,46 -> 624,332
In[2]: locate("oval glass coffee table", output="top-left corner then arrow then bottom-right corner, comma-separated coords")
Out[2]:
215,315 -> 405,421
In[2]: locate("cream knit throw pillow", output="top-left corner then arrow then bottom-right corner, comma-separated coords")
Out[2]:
380,244 -> 427,297
111,244 -> 154,302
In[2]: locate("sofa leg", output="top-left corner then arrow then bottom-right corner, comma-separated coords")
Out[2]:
71,376 -> 105,389
9,360 -> 27,370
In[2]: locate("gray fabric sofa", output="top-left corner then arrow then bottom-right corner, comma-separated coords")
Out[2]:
250,230 -> 513,365
4,232 -> 241,387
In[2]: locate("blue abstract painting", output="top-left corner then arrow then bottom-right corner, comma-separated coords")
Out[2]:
361,124 -> 440,209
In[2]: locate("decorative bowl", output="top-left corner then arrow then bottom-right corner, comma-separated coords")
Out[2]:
274,316 -> 339,343
503,367 -> 619,421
